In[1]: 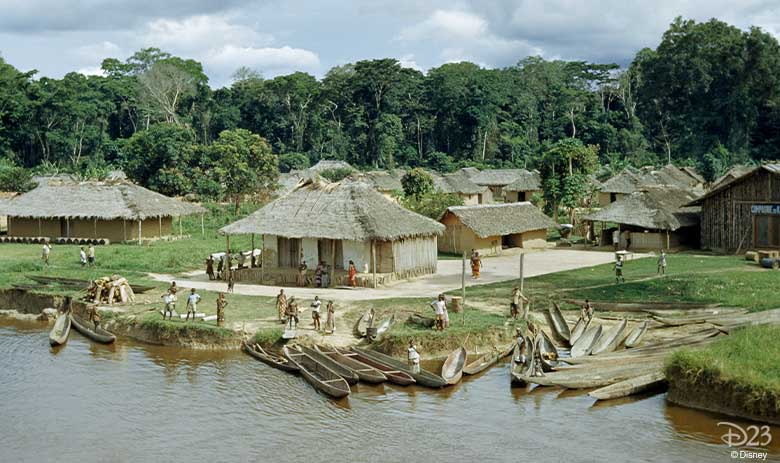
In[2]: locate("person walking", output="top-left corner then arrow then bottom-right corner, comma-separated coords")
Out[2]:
615,256 -> 625,284
87,244 -> 96,267
310,296 -> 322,331
276,289 -> 287,324
79,247 -> 87,267
286,296 -> 300,329
185,288 -> 201,322
41,243 -> 52,266
89,306 -> 101,330
347,260 -> 357,287
657,250 -> 667,275
314,262 -> 324,288
581,300 -> 594,322
407,341 -> 421,374
216,293 -> 228,327
325,300 -> 335,333
470,250 -> 482,279
227,270 -> 235,293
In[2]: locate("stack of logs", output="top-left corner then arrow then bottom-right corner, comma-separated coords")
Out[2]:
86,275 -> 135,305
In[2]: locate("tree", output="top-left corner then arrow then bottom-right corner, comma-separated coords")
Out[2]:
401,167 -> 434,199
122,123 -> 197,196
207,129 -> 278,212
0,159 -> 34,192
138,62 -> 197,125
539,138 -> 598,222
319,167 -> 353,182
278,152 -> 310,172
402,192 -> 463,220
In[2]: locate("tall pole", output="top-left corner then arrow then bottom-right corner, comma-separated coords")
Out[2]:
461,250 -> 466,325
371,240 -> 377,288
519,253 -> 525,292
201,213 -> 205,237
260,235 -> 265,284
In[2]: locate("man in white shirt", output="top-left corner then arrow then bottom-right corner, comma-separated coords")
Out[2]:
431,294 -> 447,331
407,341 -> 421,374
310,296 -> 322,331
42,243 -> 51,265
162,291 -> 177,320
79,247 -> 87,267
185,288 -> 201,321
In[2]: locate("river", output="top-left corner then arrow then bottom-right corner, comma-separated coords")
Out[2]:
1,318 -> 778,463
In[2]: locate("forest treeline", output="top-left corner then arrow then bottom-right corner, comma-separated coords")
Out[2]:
1,17 -> 780,197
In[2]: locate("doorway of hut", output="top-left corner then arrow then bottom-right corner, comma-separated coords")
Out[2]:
317,239 -> 344,270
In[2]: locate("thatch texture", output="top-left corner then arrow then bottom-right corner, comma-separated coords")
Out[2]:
433,171 -> 486,195
442,202 -> 555,238
505,170 -> 542,192
599,169 -> 645,194
584,187 -> 701,230
469,169 -> 525,186
0,178 -> 205,220
221,179 -> 444,240
600,165 -> 701,195
307,160 -> 354,173
362,171 -> 403,192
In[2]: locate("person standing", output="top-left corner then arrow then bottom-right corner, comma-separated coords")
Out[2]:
624,230 -> 632,251
89,306 -> 101,330
217,256 -> 224,280
298,261 -> 308,287
185,288 -> 201,322
347,260 -> 357,287
227,270 -> 235,293
322,264 -> 331,289
581,300 -> 594,322
657,250 -> 667,275
162,291 -> 177,320
216,293 -> 228,327
470,251 -> 482,279
206,256 -> 215,280
430,294 -> 447,331
612,229 -> 619,251
286,296 -> 300,329
325,300 -> 335,333
407,341 -> 421,374
510,287 -> 528,320
314,262 -> 323,288
310,296 -> 322,331
42,243 -> 51,266
615,256 -> 625,284
79,247 -> 87,267
87,244 -> 96,267
276,289 -> 287,324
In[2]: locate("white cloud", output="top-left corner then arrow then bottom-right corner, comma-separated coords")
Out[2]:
398,10 -> 487,41
76,65 -> 106,76
204,45 -> 320,76
75,41 -> 121,59
143,15 -> 273,52
398,53 -> 423,71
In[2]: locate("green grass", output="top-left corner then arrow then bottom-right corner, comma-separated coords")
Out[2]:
252,328 -> 284,345
138,312 -> 234,340
668,325 -> 780,396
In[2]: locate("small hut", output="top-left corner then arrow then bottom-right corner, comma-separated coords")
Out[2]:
584,187 -> 701,250
362,171 -> 404,200
220,180 -> 444,287
466,169 -> 526,201
504,170 -> 542,202
438,202 -> 555,256
433,171 -> 492,205
597,169 -> 645,206
0,177 -> 206,244
690,164 -> 780,252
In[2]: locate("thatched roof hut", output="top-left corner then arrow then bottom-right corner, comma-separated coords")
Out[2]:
220,180 -> 443,286
505,170 -> 542,193
362,171 -> 403,193
468,169 -> 525,186
0,178 -> 206,243
432,171 -> 490,205
307,159 -> 354,173
439,202 -> 554,255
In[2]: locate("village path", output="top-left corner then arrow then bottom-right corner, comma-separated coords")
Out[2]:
149,249 -> 630,302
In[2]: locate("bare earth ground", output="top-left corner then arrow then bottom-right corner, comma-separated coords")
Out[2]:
149,249 -> 631,301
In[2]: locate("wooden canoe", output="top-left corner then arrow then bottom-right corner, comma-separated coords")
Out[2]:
242,342 -> 299,372
407,313 -> 435,328
570,324 -> 602,358
352,347 -> 447,388
463,348 -> 501,376
526,362 -> 664,389
441,347 -> 467,385
301,346 -> 359,384
283,346 -> 351,399
588,371 -> 667,401
591,319 -> 627,356
570,317 -> 589,345
510,336 -> 534,385
70,315 -> 116,344
652,310 -> 749,327
49,312 -> 71,346
535,330 -> 558,372
548,303 -> 571,345
353,311 -> 372,337
343,348 -> 415,386
497,342 -> 515,359
624,321 -> 648,348
315,346 -> 387,383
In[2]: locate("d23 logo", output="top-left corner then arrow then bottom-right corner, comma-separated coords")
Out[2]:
718,422 -> 772,447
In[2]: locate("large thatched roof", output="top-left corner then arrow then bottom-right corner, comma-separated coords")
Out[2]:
600,165 -> 701,194
362,171 -> 403,192
688,163 -> 780,205
505,170 -> 542,192
443,202 -> 555,238
583,187 -> 701,230
433,171 -> 487,195
469,169 -> 525,186
220,180 -> 444,240
308,159 -> 354,173
0,178 -> 205,220
599,169 -> 645,194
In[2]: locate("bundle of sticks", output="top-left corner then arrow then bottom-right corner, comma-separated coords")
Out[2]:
86,275 -> 136,305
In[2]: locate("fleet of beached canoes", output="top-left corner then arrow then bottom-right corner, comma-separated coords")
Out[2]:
48,311 -> 115,346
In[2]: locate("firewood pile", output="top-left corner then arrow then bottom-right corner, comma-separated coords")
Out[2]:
86,275 -> 136,305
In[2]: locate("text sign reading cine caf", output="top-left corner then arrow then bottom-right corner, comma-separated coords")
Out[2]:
751,204 -> 780,215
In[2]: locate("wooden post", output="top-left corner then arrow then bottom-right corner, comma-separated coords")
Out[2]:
260,235 -> 265,284
332,239 -> 337,285
179,216 -> 183,237
122,219 -> 126,241
38,218 -> 41,236
666,230 -> 670,250
200,213 -> 205,237
519,253 -> 525,292
66,219 -> 70,238
93,218 -> 97,238
461,250 -> 466,325
371,240 -> 377,288
158,216 -> 162,238
138,220 -> 142,245
251,234 -> 255,267
226,235 -> 231,279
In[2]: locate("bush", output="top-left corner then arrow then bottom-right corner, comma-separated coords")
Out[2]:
279,153 -> 310,173
0,159 -> 34,192
402,192 -> 463,219
401,168 -> 434,199
319,167 -> 353,182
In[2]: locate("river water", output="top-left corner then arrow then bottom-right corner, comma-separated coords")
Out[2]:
1,318 -> 778,463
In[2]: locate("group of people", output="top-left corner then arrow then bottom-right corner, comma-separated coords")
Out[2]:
297,260 -> 358,288
161,281 -> 228,327
430,294 -> 450,330
79,244 -> 96,267
206,251 -> 258,282
275,289 -> 336,333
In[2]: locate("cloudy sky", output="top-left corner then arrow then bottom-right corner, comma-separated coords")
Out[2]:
1,0 -> 779,87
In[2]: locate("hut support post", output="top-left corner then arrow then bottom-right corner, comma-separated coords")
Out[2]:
122,219 -> 126,241
666,230 -> 670,250
138,220 -> 142,245
93,218 -> 97,238
260,236 -> 265,284
37,218 -> 41,236
201,214 -> 205,237
461,250 -> 467,325
66,219 -> 70,238
331,239 -> 337,284
371,240 -> 377,288
158,216 -> 162,238
251,234 -> 255,267
226,235 -> 231,278
179,216 -> 183,237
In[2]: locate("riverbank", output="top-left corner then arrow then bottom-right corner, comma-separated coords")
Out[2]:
666,325 -> 780,425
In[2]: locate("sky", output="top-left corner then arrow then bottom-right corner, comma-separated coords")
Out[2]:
1,0 -> 780,87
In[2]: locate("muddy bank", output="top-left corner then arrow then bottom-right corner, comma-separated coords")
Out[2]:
104,315 -> 242,350
0,288 -> 90,314
666,363 -> 780,425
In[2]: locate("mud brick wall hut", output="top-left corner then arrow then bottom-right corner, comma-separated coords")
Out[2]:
220,179 -> 444,288
432,171 -> 492,205
504,170 -> 543,203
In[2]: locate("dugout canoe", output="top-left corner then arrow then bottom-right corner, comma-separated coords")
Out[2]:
49,312 -> 71,346
283,346 -> 350,399
242,342 -> 299,373
570,317 -> 589,345
301,346 -> 359,385
535,330 -> 558,372
352,347 -> 447,388
510,336 -> 534,385
70,315 -> 116,344
588,371 -> 667,401
591,319 -> 627,356
570,324 -> 602,358
462,342 -> 515,375
315,346 -> 387,383
343,348 -> 415,386
353,311 -> 372,337
441,347 -> 467,385
548,303 -> 571,346
624,321 -> 648,348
